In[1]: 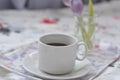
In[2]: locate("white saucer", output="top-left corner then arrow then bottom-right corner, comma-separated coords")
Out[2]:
22,52 -> 92,80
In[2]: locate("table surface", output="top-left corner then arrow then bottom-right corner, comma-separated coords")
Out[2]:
0,1 -> 120,80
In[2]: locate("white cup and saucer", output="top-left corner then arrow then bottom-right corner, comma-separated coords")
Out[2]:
22,33 -> 92,80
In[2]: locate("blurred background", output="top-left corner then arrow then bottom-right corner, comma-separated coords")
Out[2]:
83,0 -> 111,4
0,0 -> 119,15
0,0 -> 113,9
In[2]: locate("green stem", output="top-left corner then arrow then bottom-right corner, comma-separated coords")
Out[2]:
78,16 -> 93,50
88,16 -> 95,40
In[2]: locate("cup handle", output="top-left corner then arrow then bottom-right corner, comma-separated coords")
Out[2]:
76,42 -> 87,61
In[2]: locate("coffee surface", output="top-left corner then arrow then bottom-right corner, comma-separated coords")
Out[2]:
46,43 -> 68,46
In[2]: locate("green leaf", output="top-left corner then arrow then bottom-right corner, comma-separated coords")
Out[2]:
88,0 -> 94,16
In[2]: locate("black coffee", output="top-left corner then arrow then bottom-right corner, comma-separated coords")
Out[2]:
46,43 -> 68,46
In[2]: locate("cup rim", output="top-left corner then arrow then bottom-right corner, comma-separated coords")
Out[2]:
38,33 -> 78,48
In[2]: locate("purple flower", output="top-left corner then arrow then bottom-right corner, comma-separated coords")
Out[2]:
71,0 -> 84,14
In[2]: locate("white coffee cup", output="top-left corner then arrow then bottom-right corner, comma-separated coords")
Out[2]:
38,33 -> 87,74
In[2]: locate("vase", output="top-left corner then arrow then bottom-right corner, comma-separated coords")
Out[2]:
74,15 -> 97,51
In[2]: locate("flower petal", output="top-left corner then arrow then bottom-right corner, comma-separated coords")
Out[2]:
71,0 -> 84,14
